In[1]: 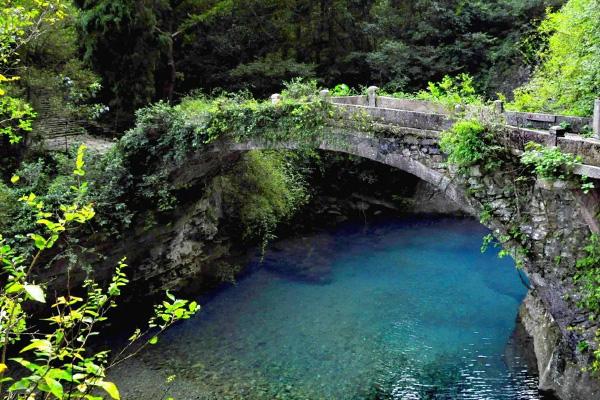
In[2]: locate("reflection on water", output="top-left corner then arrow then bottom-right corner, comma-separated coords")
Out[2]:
113,217 -> 542,399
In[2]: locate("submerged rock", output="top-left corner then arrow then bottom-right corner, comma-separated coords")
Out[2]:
260,234 -> 335,284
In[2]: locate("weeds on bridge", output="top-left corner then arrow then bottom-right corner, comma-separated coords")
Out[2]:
520,142 -> 581,180
178,79 -> 335,146
380,74 -> 484,109
439,119 -> 503,172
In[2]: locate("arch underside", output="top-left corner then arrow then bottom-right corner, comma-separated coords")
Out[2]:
221,132 -> 476,215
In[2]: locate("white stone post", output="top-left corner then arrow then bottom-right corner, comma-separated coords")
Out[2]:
494,100 -> 504,114
271,93 -> 281,104
593,99 -> 600,139
319,89 -> 331,102
367,86 -> 379,107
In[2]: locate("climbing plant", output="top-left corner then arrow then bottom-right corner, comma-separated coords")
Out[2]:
218,150 -> 309,251
178,80 -> 334,146
574,233 -> 600,372
576,234 -> 600,317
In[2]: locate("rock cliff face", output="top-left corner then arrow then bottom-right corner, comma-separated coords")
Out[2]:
520,294 -> 600,400
90,151 -> 249,302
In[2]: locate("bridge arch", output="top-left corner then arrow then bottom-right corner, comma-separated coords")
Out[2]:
216,131 -> 476,215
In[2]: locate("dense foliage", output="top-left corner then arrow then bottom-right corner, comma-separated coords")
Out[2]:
72,0 -> 563,126
0,146 -> 198,399
219,151 -> 309,249
511,0 -> 600,116
0,0 -> 70,145
0,81 -> 331,244
1,1 -> 103,174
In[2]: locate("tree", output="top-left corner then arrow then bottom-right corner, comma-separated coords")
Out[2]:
511,0 -> 600,116
75,0 -> 237,128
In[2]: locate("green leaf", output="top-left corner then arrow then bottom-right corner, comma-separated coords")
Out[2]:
24,284 -> 46,303
10,175 -> 19,184
74,144 -> 87,176
5,281 -> 23,294
9,377 -> 32,391
9,358 -> 40,372
47,368 -> 73,382
96,380 -> 120,400
44,376 -> 64,398
20,339 -> 52,353
28,233 -> 47,250
148,336 -> 159,345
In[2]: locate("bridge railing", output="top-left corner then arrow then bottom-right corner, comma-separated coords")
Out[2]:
322,87 -> 600,137
269,88 -> 600,173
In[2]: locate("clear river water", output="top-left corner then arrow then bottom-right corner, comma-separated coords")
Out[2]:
114,216 -> 544,399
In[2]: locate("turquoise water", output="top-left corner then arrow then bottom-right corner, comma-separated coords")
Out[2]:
115,217 -> 542,399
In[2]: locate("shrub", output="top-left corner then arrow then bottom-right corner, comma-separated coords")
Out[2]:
439,119 -> 501,170
520,141 -> 580,180
330,83 -> 354,97
388,74 -> 484,108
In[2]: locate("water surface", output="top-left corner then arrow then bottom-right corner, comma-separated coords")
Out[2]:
114,217 -> 541,399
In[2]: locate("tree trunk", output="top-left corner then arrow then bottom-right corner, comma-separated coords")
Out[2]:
162,36 -> 176,102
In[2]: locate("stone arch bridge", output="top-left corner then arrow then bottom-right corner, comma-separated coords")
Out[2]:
202,90 -> 600,400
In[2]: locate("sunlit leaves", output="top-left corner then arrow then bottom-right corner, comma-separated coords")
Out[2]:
74,144 -> 87,176
0,0 -> 69,70
20,339 -> 52,353
23,284 -> 45,303
148,290 -> 199,330
95,380 -> 120,400
511,0 -> 600,116
0,94 -> 37,143
0,1 -> 69,143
